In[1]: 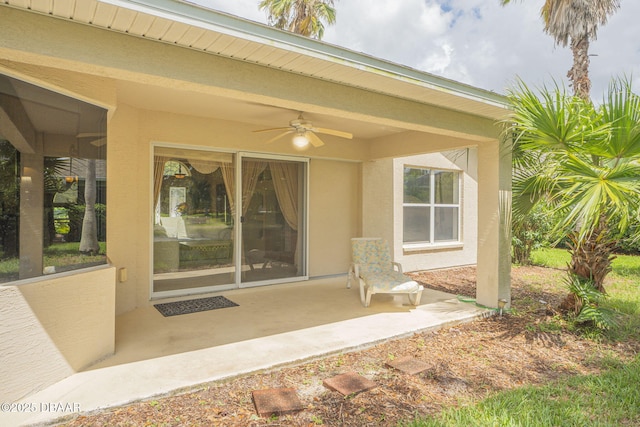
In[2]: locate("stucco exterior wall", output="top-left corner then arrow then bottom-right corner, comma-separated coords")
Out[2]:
108,104 -> 144,314
395,150 -> 478,272
0,266 -> 116,402
476,140 -> 512,308
362,160 -> 394,244
308,159 -> 361,277
363,150 -> 478,273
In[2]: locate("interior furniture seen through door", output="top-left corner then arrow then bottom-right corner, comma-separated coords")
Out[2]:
152,149 -> 307,295
152,148 -> 236,294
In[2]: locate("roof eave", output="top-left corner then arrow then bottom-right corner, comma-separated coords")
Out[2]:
99,0 -> 509,112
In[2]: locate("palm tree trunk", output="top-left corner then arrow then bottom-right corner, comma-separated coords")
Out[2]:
567,231 -> 615,294
560,217 -> 615,314
79,159 -> 100,254
567,36 -> 591,100
292,1 -> 309,35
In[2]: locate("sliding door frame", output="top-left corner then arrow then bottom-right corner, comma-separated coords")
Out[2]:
237,152 -> 309,288
150,144 -> 309,299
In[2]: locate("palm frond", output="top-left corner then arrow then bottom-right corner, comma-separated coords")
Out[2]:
597,77 -> 640,159
505,79 -> 593,154
566,274 -> 618,330
507,76 -> 640,245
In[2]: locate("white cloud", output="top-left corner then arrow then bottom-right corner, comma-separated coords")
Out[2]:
419,40 -> 453,74
419,3 -> 451,34
190,0 -> 640,97
322,0 -> 452,63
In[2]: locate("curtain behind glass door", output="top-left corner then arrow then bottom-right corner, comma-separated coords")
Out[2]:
152,148 -> 235,294
241,158 -> 305,283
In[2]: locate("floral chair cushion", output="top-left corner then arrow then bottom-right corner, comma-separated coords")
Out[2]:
351,238 -> 392,274
350,237 -> 424,307
351,238 -> 420,292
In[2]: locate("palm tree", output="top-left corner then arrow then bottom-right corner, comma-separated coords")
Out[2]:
506,78 -> 640,298
501,0 -> 620,100
258,0 -> 337,40
79,159 -> 100,255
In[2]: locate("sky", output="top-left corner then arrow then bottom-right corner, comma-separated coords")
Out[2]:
188,0 -> 640,99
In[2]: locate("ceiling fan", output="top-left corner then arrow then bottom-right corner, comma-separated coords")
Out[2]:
253,113 -> 353,148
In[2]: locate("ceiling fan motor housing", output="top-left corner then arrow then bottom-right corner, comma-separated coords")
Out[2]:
289,118 -> 313,130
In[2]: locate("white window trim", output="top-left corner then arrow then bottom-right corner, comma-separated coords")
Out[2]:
402,166 -> 462,250
403,241 -> 464,252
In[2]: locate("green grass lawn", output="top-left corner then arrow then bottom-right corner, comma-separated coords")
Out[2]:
0,241 -> 107,280
405,248 -> 640,427
531,247 -> 640,277
403,355 -> 640,427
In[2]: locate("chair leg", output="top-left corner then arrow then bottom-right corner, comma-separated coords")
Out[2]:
346,263 -> 354,289
359,279 -> 367,306
408,287 -> 423,306
365,289 -> 373,307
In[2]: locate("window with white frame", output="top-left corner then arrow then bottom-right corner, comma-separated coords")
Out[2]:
403,167 -> 460,245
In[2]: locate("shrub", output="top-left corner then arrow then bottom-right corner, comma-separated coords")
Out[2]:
616,223 -> 640,255
512,203 -> 556,264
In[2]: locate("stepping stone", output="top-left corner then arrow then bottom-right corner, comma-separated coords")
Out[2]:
385,356 -> 430,375
251,388 -> 304,417
322,372 -> 377,396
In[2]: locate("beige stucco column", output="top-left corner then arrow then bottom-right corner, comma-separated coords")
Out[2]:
106,104 -> 144,314
475,139 -> 511,308
19,136 -> 44,279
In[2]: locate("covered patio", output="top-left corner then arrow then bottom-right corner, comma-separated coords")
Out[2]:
3,275 -> 490,426
0,0 -> 511,416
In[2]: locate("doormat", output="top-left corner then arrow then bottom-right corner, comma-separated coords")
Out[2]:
154,296 -> 238,317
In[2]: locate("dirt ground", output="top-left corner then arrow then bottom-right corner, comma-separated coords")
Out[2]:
61,266 -> 639,427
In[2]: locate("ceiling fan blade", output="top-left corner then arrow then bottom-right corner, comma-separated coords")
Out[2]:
76,132 -> 107,146
265,130 -> 293,144
90,137 -> 107,147
313,127 -> 353,139
307,132 -> 325,147
77,132 -> 106,138
253,127 -> 291,133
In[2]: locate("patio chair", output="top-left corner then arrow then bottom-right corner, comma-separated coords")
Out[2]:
347,237 -> 423,307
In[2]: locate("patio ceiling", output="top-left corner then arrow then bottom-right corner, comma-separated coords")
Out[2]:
1,0 -> 509,141
114,81 -> 410,140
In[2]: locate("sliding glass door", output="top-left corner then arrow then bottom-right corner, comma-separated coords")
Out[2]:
240,156 -> 307,285
152,148 -> 236,294
152,148 -> 306,296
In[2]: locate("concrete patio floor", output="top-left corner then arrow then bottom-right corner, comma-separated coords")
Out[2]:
4,275 -> 491,426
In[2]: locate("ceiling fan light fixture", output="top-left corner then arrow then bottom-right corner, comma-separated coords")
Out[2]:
292,131 -> 309,148
254,112 -> 352,148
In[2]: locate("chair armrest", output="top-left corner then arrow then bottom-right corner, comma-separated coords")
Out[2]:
392,261 -> 403,273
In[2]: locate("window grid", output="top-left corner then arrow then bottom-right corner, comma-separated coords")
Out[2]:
403,167 -> 461,245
